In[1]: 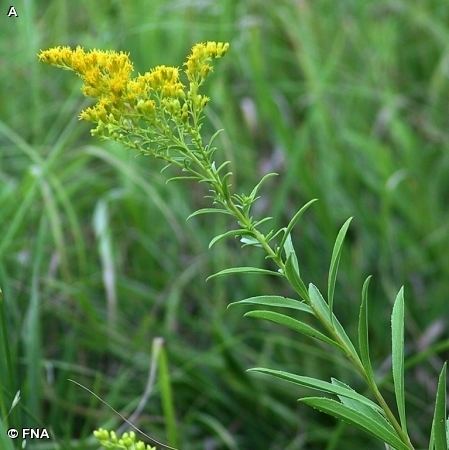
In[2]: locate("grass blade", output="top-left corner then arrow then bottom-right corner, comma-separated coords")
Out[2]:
158,342 -> 178,448
0,289 -> 14,422
0,417 -> 14,450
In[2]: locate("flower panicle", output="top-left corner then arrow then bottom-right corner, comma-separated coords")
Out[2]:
38,41 -> 229,148
38,46 -> 133,74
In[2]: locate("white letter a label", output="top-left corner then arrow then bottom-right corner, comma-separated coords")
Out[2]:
7,6 -> 19,17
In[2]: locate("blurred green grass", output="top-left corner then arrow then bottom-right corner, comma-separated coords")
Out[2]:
1,0 -> 449,448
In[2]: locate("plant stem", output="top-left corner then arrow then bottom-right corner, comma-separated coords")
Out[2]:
190,137 -> 414,450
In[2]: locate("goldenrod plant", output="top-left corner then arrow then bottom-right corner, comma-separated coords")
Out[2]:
39,42 -> 448,450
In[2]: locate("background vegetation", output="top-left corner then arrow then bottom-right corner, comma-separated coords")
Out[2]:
1,0 -> 449,448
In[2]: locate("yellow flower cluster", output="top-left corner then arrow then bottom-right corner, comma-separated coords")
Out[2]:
38,42 -> 229,143
146,66 -> 185,98
39,46 -> 135,124
38,46 -> 133,99
185,41 -> 230,83
94,429 -> 156,450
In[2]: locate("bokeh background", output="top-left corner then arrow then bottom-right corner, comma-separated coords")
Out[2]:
1,1 -> 449,449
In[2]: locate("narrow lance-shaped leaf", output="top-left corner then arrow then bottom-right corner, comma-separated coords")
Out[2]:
187,208 -> 232,220
244,310 -> 340,348
240,236 -> 262,248
308,284 -> 359,361
391,287 -> 408,435
284,254 -> 308,302
283,233 -> 299,274
300,397 -> 410,450
166,175 -> 200,183
330,378 -> 394,433
208,229 -> 248,249
207,267 -> 282,281
358,275 -> 375,381
249,367 -> 383,413
447,419 -> 449,449
205,128 -> 224,152
249,172 -> 278,201
279,198 -> 318,251
228,295 -> 313,314
429,362 -> 447,450
328,217 -> 353,324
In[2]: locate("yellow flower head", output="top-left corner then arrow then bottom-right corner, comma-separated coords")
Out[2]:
145,65 -> 185,98
184,41 -> 229,82
38,46 -> 133,100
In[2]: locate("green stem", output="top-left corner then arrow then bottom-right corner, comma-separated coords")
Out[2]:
188,135 -> 414,450
317,309 -> 414,449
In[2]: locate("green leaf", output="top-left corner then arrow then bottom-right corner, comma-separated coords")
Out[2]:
430,362 -> 447,450
328,217 -> 352,323
249,367 -> 383,413
279,198 -> 318,251
330,379 -> 393,430
391,287 -> 408,435
253,217 -> 273,227
240,236 -> 263,248
207,267 -> 282,281
283,233 -> 299,273
228,295 -> 313,314
205,128 -> 224,151
215,161 -> 231,175
308,284 -> 359,360
186,208 -> 232,220
208,229 -> 247,249
166,175 -> 200,183
299,397 -> 410,450
249,172 -> 278,201
266,228 -> 285,244
358,276 -> 375,381
244,310 -> 340,348
284,254 -> 308,302
447,419 -> 449,449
